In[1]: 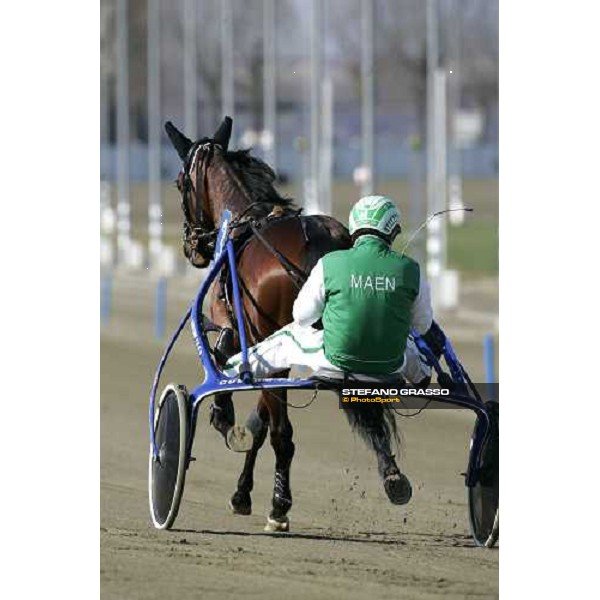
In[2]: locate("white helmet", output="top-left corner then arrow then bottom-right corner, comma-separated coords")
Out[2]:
349,195 -> 402,239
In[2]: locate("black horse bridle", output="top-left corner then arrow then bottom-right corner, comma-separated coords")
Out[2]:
179,138 -> 220,262
177,133 -> 306,277
179,137 -> 270,263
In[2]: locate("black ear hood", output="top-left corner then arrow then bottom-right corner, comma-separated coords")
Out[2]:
213,116 -> 233,151
164,121 -> 193,161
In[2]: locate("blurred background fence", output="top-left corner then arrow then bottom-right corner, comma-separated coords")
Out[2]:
100,0 -> 498,320
100,140 -> 498,182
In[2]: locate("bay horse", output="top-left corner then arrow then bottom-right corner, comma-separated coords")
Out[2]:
165,116 -> 403,531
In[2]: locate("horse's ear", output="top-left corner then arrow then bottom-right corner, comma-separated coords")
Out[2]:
165,121 -> 193,161
213,116 -> 233,151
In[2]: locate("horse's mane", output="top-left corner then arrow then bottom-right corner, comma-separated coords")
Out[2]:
221,148 -> 296,209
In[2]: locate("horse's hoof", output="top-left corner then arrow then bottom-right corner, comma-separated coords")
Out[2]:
226,425 -> 254,453
228,498 -> 252,516
264,515 -> 289,532
384,472 -> 412,505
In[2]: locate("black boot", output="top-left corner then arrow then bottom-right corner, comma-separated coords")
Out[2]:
209,395 -> 235,440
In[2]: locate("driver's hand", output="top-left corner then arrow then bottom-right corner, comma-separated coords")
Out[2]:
422,320 -> 446,358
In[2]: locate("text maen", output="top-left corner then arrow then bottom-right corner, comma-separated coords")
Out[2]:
350,274 -> 396,291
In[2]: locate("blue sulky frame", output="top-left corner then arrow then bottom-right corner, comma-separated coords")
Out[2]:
149,210 -> 494,491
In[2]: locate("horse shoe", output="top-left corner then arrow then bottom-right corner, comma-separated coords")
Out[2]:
227,498 -> 252,516
264,515 -> 290,533
226,424 -> 254,453
383,471 -> 413,505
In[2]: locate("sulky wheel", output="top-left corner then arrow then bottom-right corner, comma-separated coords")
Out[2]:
468,401 -> 499,548
148,384 -> 190,530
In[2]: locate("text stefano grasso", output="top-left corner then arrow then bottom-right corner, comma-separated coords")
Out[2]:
341,388 -> 451,396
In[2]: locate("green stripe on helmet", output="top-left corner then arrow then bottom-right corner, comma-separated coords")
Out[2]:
349,195 -> 401,237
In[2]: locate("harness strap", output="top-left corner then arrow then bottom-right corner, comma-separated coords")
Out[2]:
216,212 -> 311,346
249,220 -> 308,290
237,273 -> 283,334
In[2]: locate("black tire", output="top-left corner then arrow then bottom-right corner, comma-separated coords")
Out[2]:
148,384 -> 189,529
468,401 -> 499,548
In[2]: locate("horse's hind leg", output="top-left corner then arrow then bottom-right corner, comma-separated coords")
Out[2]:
264,388 -> 295,532
374,438 -> 412,506
229,402 -> 269,515
346,405 -> 412,506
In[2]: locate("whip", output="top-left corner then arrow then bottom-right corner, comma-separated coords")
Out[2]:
399,207 -> 473,257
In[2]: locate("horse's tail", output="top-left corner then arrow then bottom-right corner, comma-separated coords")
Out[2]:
299,216 -> 400,455
343,403 -> 400,457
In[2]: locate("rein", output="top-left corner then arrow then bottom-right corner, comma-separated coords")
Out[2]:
248,218 -> 308,290
181,137 -> 309,286
180,140 -> 312,345
218,211 -> 310,342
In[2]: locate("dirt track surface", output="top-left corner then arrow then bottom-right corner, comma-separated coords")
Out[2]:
101,274 -> 498,599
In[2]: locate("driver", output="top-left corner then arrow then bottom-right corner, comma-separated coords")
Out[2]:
223,195 -> 446,384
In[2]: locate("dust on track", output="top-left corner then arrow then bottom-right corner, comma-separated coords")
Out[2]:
101,274 -> 498,599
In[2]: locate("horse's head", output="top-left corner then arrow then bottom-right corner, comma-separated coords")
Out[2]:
166,115 -> 294,268
165,116 -> 233,268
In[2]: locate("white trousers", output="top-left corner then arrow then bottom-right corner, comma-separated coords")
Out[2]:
223,322 -> 431,384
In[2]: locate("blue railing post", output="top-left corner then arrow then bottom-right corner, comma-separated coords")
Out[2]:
483,333 -> 496,401
155,277 -> 167,339
101,273 -> 113,324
